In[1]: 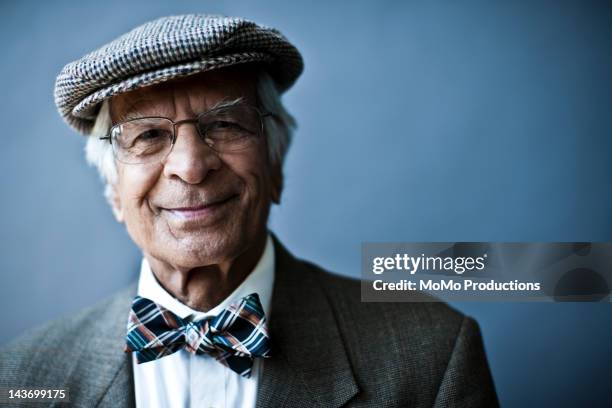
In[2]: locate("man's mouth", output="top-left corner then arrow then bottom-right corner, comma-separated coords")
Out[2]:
162,194 -> 239,220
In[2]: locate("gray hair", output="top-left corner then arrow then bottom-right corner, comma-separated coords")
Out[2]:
85,70 -> 296,206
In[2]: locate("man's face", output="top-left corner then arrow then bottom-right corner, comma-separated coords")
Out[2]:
108,67 -> 279,269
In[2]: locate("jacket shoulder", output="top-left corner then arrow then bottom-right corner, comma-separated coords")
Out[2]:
0,283 -> 136,388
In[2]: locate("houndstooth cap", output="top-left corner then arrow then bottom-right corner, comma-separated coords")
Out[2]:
54,14 -> 304,135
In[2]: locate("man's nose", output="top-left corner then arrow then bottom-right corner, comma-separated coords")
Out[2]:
161,122 -> 222,184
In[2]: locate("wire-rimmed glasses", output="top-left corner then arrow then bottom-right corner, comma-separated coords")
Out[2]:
100,104 -> 270,164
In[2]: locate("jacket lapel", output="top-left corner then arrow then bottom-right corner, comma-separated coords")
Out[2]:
256,236 -> 359,408
63,283 -> 136,408
96,355 -> 135,408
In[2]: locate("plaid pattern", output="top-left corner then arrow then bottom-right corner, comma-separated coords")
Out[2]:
124,293 -> 271,378
54,14 -> 303,135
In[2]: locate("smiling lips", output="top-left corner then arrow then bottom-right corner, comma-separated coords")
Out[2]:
163,194 -> 238,220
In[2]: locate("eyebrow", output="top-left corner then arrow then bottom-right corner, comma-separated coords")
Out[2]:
120,108 -> 160,122
207,97 -> 247,110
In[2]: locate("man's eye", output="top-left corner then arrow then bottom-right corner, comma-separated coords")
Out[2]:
206,121 -> 245,131
136,129 -> 170,140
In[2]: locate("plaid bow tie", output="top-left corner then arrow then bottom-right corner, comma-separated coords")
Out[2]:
124,293 -> 271,378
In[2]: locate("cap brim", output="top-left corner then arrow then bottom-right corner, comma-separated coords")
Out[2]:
70,51 -> 274,134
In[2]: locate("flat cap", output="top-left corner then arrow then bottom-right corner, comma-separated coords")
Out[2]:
54,14 -> 303,135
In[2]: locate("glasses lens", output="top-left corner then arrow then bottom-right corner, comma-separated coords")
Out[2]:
197,105 -> 262,152
111,118 -> 174,164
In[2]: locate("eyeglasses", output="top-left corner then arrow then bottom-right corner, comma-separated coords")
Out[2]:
100,104 -> 270,165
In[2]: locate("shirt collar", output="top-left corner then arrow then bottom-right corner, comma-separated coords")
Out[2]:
136,233 -> 275,320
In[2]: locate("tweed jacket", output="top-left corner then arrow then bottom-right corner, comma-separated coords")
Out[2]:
0,236 -> 498,407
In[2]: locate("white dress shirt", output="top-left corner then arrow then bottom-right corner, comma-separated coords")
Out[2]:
132,234 -> 275,408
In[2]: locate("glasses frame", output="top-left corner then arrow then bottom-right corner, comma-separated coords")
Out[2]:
99,103 -> 273,165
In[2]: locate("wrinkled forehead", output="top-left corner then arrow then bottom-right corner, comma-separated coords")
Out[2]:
109,66 -> 259,123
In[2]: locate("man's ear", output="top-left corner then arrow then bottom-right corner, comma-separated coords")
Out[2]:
109,183 -> 124,223
270,163 -> 283,205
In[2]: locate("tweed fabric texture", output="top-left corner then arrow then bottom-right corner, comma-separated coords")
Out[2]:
54,14 -> 303,135
125,293 -> 271,378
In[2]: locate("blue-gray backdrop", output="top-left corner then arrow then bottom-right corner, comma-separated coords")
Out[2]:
1,1 -> 611,407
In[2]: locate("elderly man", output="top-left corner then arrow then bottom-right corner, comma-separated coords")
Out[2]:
0,14 -> 498,407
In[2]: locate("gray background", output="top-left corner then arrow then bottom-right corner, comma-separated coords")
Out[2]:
1,0 -> 611,407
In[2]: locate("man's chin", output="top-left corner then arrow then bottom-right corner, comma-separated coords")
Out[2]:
154,233 -> 247,268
